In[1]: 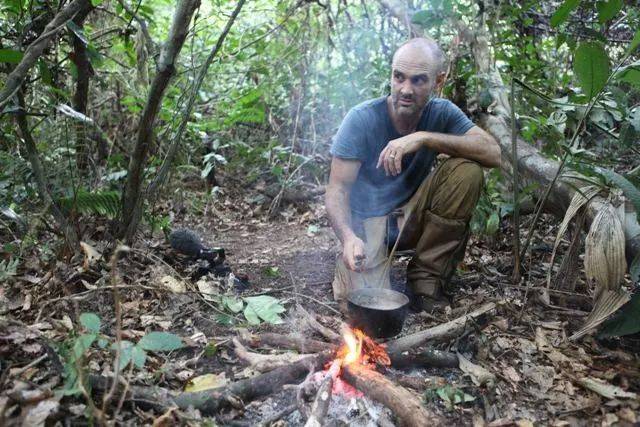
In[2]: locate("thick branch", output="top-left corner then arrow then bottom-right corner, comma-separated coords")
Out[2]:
385,302 -> 497,354
342,363 -> 442,426
90,350 -> 333,415
70,6 -> 95,169
119,0 -> 201,239
124,0 -> 247,243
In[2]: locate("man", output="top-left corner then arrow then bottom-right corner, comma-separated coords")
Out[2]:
325,37 -> 501,312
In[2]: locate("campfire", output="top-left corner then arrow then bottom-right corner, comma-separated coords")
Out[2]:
208,303 -> 494,426
313,327 -> 391,400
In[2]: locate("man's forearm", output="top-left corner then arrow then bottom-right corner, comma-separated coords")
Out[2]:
415,131 -> 501,168
325,186 -> 357,244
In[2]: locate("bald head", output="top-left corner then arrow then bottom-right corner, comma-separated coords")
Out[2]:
392,38 -> 446,79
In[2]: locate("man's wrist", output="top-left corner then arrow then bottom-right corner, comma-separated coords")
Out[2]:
415,131 -> 432,148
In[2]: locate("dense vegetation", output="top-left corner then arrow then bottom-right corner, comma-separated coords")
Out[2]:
1,0 -> 639,424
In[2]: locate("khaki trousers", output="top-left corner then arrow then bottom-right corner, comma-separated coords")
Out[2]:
332,157 -> 484,302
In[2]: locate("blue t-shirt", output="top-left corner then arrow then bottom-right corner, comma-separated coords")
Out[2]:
330,97 -> 474,218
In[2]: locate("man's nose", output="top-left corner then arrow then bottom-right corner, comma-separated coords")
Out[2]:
399,80 -> 413,96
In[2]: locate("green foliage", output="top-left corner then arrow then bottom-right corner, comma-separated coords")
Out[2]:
137,332 -> 184,352
595,167 -> 640,222
629,30 -> 640,54
243,295 -> 286,324
0,48 -> 23,63
0,257 -> 19,282
58,190 -> 121,218
550,0 -> 581,27
425,385 -> 475,410
573,42 -> 610,100
596,0 -> 623,23
79,313 -> 101,334
61,313 -> 184,395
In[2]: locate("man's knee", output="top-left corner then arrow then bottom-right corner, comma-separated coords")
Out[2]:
431,158 -> 484,219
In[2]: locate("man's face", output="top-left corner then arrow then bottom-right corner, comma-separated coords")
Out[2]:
390,47 -> 440,118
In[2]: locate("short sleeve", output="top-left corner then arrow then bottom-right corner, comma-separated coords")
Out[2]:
330,108 -> 366,161
443,100 -> 474,135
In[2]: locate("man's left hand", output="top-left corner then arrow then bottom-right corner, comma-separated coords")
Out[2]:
376,133 -> 425,176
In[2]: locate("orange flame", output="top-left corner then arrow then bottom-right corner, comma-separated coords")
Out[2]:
337,327 -> 390,367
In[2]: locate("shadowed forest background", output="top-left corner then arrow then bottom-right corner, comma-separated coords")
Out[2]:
1,0 -> 640,425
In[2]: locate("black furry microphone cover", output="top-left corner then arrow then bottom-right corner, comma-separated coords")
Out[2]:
169,229 -> 204,257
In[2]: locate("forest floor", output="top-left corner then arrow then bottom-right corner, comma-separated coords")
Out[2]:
1,179 -> 640,426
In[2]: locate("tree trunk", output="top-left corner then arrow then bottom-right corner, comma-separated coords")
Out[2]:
70,7 -> 94,170
15,92 -> 80,252
124,0 -> 246,243
0,0 -> 92,107
119,0 -> 201,240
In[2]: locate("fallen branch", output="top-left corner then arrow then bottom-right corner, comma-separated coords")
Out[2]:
232,337 -> 311,372
238,330 -> 337,354
388,348 -> 459,369
303,360 -> 339,427
297,306 -> 341,342
90,350 -> 333,415
385,302 -> 497,354
342,363 -> 442,426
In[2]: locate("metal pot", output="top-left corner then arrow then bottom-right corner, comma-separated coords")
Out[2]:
347,288 -> 409,339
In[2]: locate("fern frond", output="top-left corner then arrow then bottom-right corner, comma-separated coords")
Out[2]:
58,190 -> 121,218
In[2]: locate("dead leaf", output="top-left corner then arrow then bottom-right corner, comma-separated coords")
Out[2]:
22,399 -> 59,426
196,278 -> 220,301
61,315 -> 73,331
523,365 -> 555,393
184,373 -> 227,392
503,366 -> 522,383
458,353 -> 495,387
577,377 -> 638,400
159,275 -> 186,293
152,407 -> 178,427
618,407 -> 637,424
80,241 -> 102,270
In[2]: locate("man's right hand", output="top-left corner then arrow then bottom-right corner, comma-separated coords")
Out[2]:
343,235 -> 366,271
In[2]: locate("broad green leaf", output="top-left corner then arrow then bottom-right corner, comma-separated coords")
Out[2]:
222,295 -> 244,313
243,304 -> 261,325
73,333 -> 97,359
38,59 -> 52,85
596,0 -> 622,23
550,0 -> 580,27
573,42 -> 609,100
616,67 -> 640,88
244,295 -> 286,324
113,340 -> 135,369
91,0 -> 104,5
0,48 -> 23,64
599,292 -> 640,337
596,167 -> 640,223
132,345 -> 147,368
79,312 -> 101,333
138,332 -> 183,352
486,211 -> 500,235
628,30 -> 640,54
